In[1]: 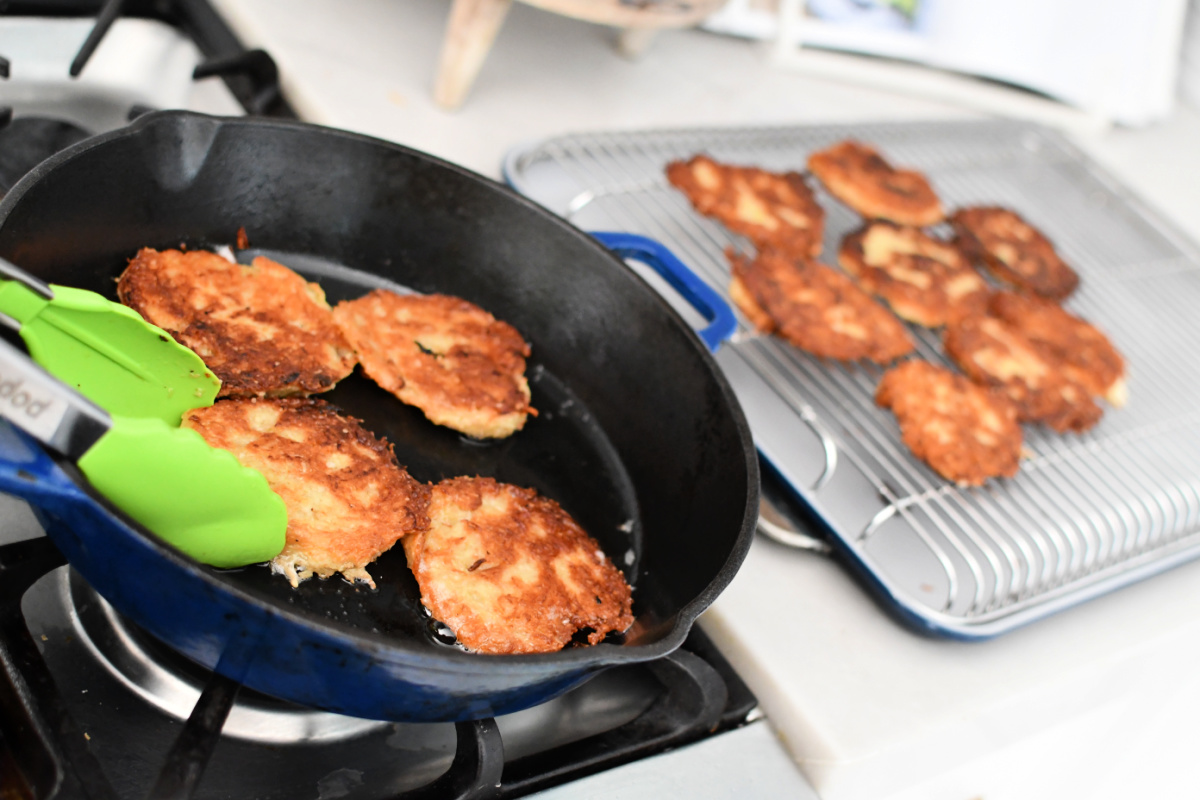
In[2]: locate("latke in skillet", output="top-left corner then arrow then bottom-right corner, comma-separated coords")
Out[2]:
182,397 -> 430,588
838,221 -> 989,327
402,476 -> 634,655
944,315 -> 1102,433
117,248 -> 356,397
876,360 -> 1022,486
987,290 -> 1126,407
807,140 -> 943,226
333,289 -> 535,439
728,248 -> 915,363
666,154 -> 826,259
949,206 -> 1079,301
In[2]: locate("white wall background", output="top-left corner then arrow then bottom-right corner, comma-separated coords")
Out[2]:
1181,0 -> 1200,108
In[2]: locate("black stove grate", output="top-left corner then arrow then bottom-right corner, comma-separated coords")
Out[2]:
0,0 -> 296,120
0,0 -> 297,196
0,535 -> 756,800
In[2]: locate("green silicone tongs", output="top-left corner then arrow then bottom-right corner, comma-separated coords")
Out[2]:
0,260 -> 219,426
0,332 -> 286,567
0,258 -> 285,567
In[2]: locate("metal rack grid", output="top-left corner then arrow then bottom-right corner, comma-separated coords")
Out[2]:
503,119 -> 1200,638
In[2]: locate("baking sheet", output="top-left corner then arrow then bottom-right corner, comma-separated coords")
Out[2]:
503,118 -> 1200,638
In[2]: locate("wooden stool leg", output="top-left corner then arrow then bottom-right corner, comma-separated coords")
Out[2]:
433,0 -> 514,110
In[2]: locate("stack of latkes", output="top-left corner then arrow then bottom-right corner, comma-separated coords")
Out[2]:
665,139 -> 1125,486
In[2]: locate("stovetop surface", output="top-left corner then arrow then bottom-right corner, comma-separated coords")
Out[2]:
3,533 -> 757,800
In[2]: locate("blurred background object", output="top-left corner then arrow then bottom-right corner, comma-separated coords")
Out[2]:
1181,0 -> 1200,109
434,0 -> 728,109
704,0 -> 1191,131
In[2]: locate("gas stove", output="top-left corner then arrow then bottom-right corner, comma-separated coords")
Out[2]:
2,534 -> 759,799
0,4 -> 793,799
0,0 -> 292,195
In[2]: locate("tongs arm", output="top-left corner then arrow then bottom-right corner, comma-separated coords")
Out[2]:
0,256 -> 53,301
0,335 -> 109,461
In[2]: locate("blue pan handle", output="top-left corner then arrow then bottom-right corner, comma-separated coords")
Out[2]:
0,421 -> 90,528
0,422 -> 75,501
591,232 -> 736,353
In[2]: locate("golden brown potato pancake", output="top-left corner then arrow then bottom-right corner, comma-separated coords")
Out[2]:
950,206 -> 1079,301
944,315 -> 1102,433
807,140 -> 943,226
117,248 -> 357,397
728,248 -> 915,363
666,154 -> 825,259
876,360 -> 1022,486
988,291 -> 1126,406
183,397 -> 430,588
403,476 -> 634,655
838,221 -> 989,327
333,290 -> 535,440
727,269 -> 779,334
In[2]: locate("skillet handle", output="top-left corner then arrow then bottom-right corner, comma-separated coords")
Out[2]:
0,421 -> 80,508
591,232 -> 736,353
0,421 -> 89,552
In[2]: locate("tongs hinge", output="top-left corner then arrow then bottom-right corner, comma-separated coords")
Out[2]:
0,257 -> 53,301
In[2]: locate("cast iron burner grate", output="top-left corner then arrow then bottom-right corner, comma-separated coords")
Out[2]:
0,0 -> 297,199
0,0 -> 295,120
0,535 -> 757,800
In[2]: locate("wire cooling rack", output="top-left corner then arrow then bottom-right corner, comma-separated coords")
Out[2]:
503,119 -> 1200,638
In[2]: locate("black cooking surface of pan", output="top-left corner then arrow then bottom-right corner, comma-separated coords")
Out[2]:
221,248 -> 644,646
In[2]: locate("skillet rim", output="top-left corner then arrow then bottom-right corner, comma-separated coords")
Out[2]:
0,109 -> 759,671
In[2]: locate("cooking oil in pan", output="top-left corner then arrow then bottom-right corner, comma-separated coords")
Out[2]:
209,248 -> 644,652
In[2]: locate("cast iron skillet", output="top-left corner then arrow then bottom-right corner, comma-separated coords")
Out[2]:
0,111 -> 757,722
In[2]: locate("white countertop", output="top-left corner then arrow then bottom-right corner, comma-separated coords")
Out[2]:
209,2 -> 1200,796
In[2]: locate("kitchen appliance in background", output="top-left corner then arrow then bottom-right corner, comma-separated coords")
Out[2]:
703,0 -> 1190,130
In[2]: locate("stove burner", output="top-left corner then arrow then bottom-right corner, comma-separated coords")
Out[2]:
7,545 -> 756,799
62,568 -> 388,744
0,117 -> 92,197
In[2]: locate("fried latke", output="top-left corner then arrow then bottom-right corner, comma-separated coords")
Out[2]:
944,315 -> 1102,433
182,397 -> 430,588
403,477 -> 634,655
950,206 -> 1079,301
117,248 -> 357,397
666,154 -> 825,259
876,360 -> 1022,486
987,291 -> 1126,407
333,290 -> 535,439
729,248 -> 915,363
838,221 -> 989,327
807,140 -> 943,226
